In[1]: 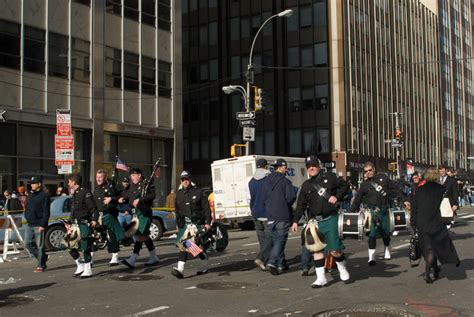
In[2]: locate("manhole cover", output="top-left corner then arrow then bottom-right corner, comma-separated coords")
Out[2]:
0,295 -> 35,308
110,275 -> 163,282
196,281 -> 257,290
314,308 -> 421,317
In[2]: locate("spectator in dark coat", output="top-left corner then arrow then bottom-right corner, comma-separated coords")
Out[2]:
261,158 -> 297,275
438,165 -> 459,228
411,168 -> 460,284
3,190 -> 23,211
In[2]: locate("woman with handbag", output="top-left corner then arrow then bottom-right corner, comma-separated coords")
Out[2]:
411,167 -> 461,283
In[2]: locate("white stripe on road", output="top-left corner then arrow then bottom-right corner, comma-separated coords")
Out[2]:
393,243 -> 410,250
458,214 -> 474,219
131,306 -> 170,316
242,236 -> 299,247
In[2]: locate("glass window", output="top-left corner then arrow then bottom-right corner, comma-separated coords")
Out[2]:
0,20 -> 20,69
158,1 -> 171,31
300,5 -> 312,27
124,0 -> 139,21
286,7 -> 299,32
199,0 -> 207,8
301,87 -> 314,110
314,42 -> 327,66
301,46 -> 313,66
241,17 -> 250,39
231,56 -> 240,79
142,0 -> 156,26
24,26 -> 45,74
209,22 -> 218,46
210,136 -> 219,159
48,32 -> 68,78
106,0 -> 122,16
105,46 -> 122,89
265,131 -> 274,155
182,0 -> 188,13
288,87 -> 300,112
189,0 -> 197,11
142,56 -> 156,95
230,18 -> 240,41
104,134 -> 118,162
124,51 -> 139,92
317,128 -> 329,152
201,139 -> 209,159
158,60 -> 172,97
0,123 -> 16,155
251,15 -> 261,36
262,50 -> 272,66
118,136 -> 151,164
209,0 -> 217,8
199,25 -> 208,45
200,62 -> 208,81
71,38 -> 90,83
72,0 -> 91,5
315,84 -> 328,109
262,11 -> 272,36
313,1 -> 327,27
303,130 -> 315,153
289,129 -> 302,155
287,47 -> 299,67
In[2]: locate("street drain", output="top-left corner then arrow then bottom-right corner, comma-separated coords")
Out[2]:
0,295 -> 35,308
110,275 -> 163,282
195,281 -> 257,290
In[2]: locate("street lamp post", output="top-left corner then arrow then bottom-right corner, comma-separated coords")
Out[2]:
223,9 -> 293,156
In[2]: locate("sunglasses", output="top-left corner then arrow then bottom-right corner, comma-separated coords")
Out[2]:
364,169 -> 373,173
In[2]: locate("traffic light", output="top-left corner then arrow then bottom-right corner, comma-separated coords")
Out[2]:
395,128 -> 402,143
230,144 -> 246,157
254,86 -> 263,111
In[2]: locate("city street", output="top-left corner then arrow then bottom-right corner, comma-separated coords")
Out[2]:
1,207 -> 474,317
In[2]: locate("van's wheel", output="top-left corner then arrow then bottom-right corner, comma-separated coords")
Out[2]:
45,224 -> 67,251
149,219 -> 164,241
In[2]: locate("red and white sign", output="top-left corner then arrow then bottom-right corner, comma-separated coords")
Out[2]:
55,135 -> 75,166
56,109 -> 72,136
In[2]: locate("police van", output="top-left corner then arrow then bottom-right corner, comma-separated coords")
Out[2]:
211,155 -> 307,229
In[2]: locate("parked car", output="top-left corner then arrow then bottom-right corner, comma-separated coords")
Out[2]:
150,207 -> 177,241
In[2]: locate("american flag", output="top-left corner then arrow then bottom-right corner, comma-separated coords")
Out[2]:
183,239 -> 202,257
116,158 -> 130,172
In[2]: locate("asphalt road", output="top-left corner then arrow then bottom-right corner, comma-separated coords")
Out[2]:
1,206 -> 474,317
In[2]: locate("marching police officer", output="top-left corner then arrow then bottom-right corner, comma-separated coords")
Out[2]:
350,162 -> 409,265
120,168 -> 159,269
292,155 -> 351,288
93,169 -> 125,266
171,170 -> 212,279
67,174 -> 98,278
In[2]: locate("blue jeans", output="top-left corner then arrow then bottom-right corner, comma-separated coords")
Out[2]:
266,221 -> 290,268
24,225 -> 47,268
254,219 -> 272,264
118,213 -> 132,227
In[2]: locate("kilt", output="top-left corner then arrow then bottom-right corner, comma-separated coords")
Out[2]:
135,208 -> 152,236
78,223 -> 92,252
367,209 -> 390,239
317,214 -> 345,252
102,213 -> 125,241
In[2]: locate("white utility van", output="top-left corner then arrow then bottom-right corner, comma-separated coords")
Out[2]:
211,155 -> 307,228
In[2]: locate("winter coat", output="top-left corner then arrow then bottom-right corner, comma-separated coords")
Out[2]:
24,190 -> 50,228
261,171 -> 296,222
248,168 -> 270,219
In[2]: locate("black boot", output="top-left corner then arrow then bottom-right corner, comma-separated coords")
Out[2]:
423,273 -> 433,284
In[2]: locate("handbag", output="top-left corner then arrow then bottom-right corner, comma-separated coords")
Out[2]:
439,193 -> 453,218
408,229 -> 421,267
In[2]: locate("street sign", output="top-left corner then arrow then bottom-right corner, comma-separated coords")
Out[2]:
239,119 -> 256,127
236,111 -> 255,120
58,164 -> 73,174
242,127 -> 255,141
55,135 -> 75,166
56,109 -> 72,136
0,110 -> 6,122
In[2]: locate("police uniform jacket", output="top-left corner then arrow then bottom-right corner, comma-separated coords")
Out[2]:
350,174 -> 404,212
121,179 -> 155,216
71,187 -> 99,221
293,171 -> 349,223
93,182 -> 119,216
175,184 -> 211,229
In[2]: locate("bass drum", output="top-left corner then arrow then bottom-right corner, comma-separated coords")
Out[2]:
389,209 -> 410,233
338,212 -> 365,240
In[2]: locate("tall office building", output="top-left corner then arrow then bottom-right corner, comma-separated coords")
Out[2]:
437,0 -> 473,171
183,0 -> 444,184
0,0 -> 182,205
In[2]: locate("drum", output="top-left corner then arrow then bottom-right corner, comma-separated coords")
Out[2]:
389,209 -> 410,232
338,212 -> 365,240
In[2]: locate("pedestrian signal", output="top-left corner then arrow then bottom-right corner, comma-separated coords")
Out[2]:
254,87 -> 263,111
230,144 -> 246,157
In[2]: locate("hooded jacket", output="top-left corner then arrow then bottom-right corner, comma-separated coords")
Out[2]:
261,171 -> 296,222
248,168 -> 270,219
25,190 -> 50,228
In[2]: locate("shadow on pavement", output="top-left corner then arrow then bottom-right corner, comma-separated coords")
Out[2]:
0,283 -> 56,299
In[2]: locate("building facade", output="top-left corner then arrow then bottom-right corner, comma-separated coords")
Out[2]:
0,0 -> 182,205
182,0 -> 447,185
437,0 -> 473,171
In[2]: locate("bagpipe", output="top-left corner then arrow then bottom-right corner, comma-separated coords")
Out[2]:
177,220 -> 229,256
60,219 -> 108,250
124,158 -> 161,238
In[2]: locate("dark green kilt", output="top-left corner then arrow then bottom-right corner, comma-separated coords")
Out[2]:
102,213 -> 125,241
317,215 -> 345,252
78,223 -> 92,252
135,208 -> 152,236
367,209 -> 390,239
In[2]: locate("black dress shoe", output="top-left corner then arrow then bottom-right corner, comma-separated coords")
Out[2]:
267,266 -> 279,275
368,260 -> 376,266
423,274 -> 433,284
433,266 -> 441,279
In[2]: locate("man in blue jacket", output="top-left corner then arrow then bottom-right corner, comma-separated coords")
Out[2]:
24,176 -> 51,272
248,158 -> 272,271
261,158 -> 297,275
